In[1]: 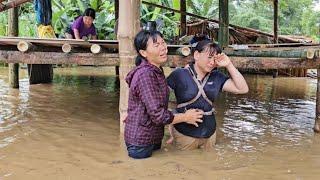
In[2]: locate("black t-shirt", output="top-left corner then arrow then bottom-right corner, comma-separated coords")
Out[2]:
167,65 -> 229,138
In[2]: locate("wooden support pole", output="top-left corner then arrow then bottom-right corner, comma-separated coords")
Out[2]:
273,0 -> 279,43
8,4 -> 19,88
218,0 -> 229,48
315,68 -> 320,133
115,66 -> 119,76
180,0 -> 187,36
118,0 -> 140,133
115,0 -> 119,20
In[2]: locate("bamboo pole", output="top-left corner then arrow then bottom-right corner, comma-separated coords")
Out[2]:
176,46 -> 191,56
118,0 -> 140,133
218,0 -> 229,48
90,44 -> 101,54
62,43 -> 72,53
315,69 -> 320,133
8,4 -> 19,88
17,40 -> 34,52
0,0 -> 31,12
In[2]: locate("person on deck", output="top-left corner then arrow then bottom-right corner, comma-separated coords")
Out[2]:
65,8 -> 97,40
124,30 -> 204,159
166,40 -> 249,150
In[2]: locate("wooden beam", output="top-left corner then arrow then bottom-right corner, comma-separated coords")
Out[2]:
0,0 -> 31,12
0,51 -> 119,65
219,0 -> 229,48
0,37 -> 118,49
141,1 -> 300,43
2,50 -> 320,69
273,0 -> 279,43
180,0 -> 187,36
224,49 -> 319,59
165,55 -> 320,69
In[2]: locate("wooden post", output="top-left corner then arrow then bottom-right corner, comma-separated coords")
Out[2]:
218,0 -> 229,48
8,5 -> 19,88
115,66 -> 119,76
118,0 -> 140,132
273,0 -> 279,43
115,0 -> 119,20
180,0 -> 187,36
314,68 -> 320,133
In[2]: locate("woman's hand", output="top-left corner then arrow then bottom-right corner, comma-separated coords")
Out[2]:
210,53 -> 232,68
184,109 -> 204,127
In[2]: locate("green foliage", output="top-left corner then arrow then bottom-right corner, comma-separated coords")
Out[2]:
230,0 -> 319,42
0,0 -> 318,42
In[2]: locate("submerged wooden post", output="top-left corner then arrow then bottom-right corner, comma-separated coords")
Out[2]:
8,5 -> 19,88
180,0 -> 187,36
118,0 -> 140,132
314,69 -> 320,133
218,0 -> 229,48
273,0 -> 279,43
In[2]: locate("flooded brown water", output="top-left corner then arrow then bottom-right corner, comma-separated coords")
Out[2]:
0,66 -> 320,180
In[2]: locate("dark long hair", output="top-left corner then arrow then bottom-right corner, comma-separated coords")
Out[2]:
192,40 -> 222,56
83,8 -> 96,19
134,30 -> 163,66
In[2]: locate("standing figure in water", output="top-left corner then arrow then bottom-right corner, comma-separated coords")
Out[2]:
166,40 -> 249,150
124,30 -> 204,159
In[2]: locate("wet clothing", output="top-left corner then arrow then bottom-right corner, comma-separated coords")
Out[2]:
124,60 -> 174,146
126,143 -> 161,159
66,16 -> 96,39
167,63 -> 228,138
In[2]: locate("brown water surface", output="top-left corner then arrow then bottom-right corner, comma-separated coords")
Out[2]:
0,67 -> 319,180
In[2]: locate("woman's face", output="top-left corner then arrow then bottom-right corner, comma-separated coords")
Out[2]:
194,49 -> 217,73
141,35 -> 168,67
83,16 -> 94,27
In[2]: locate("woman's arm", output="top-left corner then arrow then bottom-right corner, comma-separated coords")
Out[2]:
73,29 -> 81,39
213,53 -> 249,94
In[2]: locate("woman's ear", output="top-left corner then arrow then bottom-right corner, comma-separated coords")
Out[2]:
194,50 -> 200,60
139,49 -> 147,58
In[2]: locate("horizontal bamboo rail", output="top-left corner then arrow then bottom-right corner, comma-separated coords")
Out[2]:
1,50 -> 320,69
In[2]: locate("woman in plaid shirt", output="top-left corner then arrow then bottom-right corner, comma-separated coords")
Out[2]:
124,30 -> 204,159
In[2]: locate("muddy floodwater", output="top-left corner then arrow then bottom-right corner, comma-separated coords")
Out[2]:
0,66 -> 320,179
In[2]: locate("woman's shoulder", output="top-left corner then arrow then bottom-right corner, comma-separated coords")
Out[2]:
170,67 -> 189,75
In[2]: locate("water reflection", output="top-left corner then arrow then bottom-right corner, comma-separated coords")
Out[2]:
216,75 -> 316,152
